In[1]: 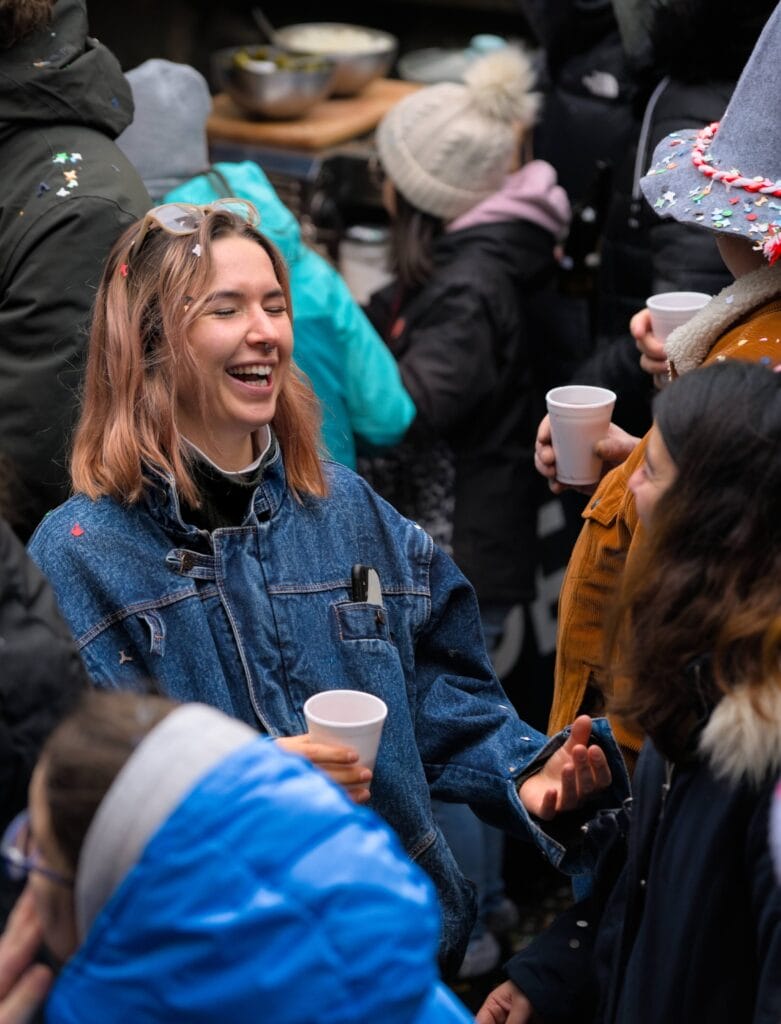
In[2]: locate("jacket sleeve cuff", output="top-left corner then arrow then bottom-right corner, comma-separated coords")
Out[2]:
503,902 -> 599,1023
509,718 -> 631,874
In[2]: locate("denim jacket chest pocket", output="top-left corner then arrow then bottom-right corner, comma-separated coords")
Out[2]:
333,600 -> 391,643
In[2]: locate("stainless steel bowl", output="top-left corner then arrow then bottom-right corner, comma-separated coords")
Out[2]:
272,23 -> 398,96
211,46 -> 337,119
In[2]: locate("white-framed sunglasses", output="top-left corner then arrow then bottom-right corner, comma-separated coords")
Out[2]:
130,197 -> 260,258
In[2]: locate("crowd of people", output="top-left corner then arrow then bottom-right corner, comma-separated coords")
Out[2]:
0,0 -> 779,1020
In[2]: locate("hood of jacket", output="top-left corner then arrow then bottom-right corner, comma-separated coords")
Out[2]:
700,683 -> 781,788
447,160 -> 571,241
163,161 -> 303,268
51,703 -> 471,1024
0,0 -> 134,142
665,262 -> 781,374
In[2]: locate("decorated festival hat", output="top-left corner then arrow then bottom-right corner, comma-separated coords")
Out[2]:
640,3 -> 781,263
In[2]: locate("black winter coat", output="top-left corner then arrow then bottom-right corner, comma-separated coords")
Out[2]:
505,687 -> 781,1023
582,76 -> 737,436
363,219 -> 558,605
0,516 -> 87,924
0,0 -> 150,539
0,517 -> 87,831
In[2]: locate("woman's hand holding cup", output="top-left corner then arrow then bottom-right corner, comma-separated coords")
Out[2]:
536,413 -> 641,495
275,734 -> 373,804
630,307 -> 668,378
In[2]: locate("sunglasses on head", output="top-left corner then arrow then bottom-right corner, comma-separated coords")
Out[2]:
130,198 -> 261,260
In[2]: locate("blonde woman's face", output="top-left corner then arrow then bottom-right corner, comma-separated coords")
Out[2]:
177,236 -> 293,470
28,764 -> 78,964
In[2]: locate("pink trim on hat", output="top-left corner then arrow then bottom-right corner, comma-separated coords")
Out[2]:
691,122 -> 781,197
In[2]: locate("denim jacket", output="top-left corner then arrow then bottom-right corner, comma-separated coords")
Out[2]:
29,445 -> 628,974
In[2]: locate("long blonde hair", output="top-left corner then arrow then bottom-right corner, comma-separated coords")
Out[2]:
71,209 -> 326,507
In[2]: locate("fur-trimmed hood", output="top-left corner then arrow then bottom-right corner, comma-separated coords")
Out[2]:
699,684 -> 781,788
665,262 -> 781,375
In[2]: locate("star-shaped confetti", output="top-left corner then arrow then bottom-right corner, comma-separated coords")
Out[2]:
56,188 -> 69,197
192,243 -> 202,257
52,152 -> 68,164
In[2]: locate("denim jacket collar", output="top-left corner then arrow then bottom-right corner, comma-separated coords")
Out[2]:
143,434 -> 286,538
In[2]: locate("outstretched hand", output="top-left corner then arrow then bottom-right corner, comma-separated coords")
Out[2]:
519,715 -> 612,820
476,981 -> 535,1024
276,734 -> 373,803
0,888 -> 53,1024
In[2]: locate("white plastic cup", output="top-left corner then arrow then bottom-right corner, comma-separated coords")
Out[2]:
545,385 -> 617,486
303,689 -> 388,771
646,291 -> 711,343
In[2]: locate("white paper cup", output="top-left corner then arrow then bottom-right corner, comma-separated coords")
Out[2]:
546,385 -> 617,486
303,689 -> 388,771
646,291 -> 711,342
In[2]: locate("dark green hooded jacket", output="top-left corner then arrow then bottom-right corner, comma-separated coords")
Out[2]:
0,0 -> 149,538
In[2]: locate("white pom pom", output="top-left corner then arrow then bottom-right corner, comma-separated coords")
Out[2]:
463,47 -> 541,126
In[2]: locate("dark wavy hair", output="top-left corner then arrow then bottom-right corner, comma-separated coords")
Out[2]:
608,360 -> 781,761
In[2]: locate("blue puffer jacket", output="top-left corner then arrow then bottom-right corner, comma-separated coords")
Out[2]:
46,734 -> 474,1024
162,161 -> 415,468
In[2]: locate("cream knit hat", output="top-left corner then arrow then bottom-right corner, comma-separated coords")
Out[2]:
376,47 -> 540,222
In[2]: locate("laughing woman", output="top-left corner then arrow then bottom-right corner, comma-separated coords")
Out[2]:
27,200 -> 626,976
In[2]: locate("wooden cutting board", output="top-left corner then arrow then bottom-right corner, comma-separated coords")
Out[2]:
207,78 -> 420,151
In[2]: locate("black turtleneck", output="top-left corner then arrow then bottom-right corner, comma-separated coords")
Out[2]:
180,458 -> 266,533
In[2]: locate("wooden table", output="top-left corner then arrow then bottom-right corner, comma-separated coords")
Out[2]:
207,78 -> 420,151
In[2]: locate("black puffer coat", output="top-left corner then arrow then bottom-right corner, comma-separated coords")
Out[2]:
0,0 -> 150,539
363,219 -> 557,605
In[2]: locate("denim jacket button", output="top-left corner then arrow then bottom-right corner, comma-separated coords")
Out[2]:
180,552 -> 195,572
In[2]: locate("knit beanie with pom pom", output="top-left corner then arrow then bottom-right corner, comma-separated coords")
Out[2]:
376,47 -> 541,221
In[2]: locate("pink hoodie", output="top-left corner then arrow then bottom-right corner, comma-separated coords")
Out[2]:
447,160 -> 571,240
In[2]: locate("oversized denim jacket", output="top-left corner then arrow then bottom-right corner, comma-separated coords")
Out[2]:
29,446 -> 628,974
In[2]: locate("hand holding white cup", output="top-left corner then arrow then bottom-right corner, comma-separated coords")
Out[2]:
645,291 -> 711,386
545,385 -> 617,487
303,689 -> 388,775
